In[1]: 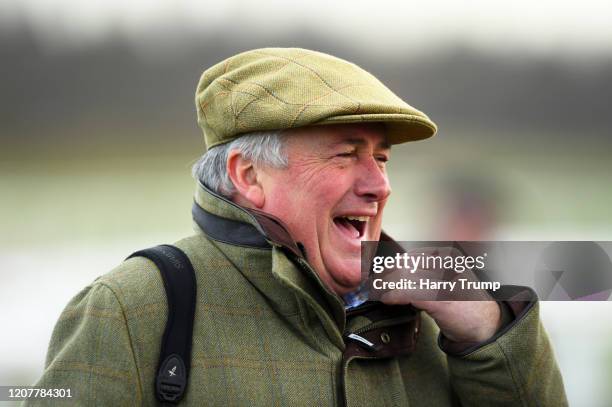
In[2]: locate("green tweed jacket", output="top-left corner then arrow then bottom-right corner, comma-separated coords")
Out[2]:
27,183 -> 567,406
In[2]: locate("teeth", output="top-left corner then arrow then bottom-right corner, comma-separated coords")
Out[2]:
345,216 -> 369,222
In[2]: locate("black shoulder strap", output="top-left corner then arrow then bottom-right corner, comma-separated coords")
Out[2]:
127,244 -> 197,404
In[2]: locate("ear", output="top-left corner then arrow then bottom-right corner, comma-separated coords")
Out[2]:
226,150 -> 265,208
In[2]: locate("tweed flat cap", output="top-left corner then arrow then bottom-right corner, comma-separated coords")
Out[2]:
195,48 -> 437,149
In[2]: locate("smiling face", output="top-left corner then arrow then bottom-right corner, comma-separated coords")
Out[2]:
257,123 -> 392,295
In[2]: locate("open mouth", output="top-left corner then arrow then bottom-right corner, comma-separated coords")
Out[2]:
333,215 -> 368,239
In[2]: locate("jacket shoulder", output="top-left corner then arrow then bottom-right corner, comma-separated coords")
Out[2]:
33,271 -> 144,405
97,233 -> 220,310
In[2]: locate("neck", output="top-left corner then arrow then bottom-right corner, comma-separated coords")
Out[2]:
231,193 -> 257,210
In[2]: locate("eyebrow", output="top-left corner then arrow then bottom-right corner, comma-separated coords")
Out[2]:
332,137 -> 391,150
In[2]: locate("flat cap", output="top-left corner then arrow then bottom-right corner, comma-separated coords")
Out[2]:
195,48 -> 436,149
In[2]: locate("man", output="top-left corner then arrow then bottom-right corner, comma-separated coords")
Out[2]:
31,48 -> 566,406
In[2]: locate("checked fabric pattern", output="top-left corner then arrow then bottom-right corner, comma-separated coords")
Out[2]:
195,48 -> 437,149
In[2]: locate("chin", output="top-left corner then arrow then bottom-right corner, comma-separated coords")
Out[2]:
328,260 -> 362,291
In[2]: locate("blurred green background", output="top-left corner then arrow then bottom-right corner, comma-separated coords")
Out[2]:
1,1 -> 612,405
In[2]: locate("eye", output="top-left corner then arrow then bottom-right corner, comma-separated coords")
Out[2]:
376,155 -> 389,163
336,151 -> 355,158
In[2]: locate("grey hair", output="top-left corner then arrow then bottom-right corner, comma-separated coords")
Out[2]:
192,131 -> 288,197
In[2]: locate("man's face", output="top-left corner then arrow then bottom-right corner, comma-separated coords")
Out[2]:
258,123 -> 391,295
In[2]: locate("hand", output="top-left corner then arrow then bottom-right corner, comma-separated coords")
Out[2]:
375,245 -> 502,343
384,297 -> 502,343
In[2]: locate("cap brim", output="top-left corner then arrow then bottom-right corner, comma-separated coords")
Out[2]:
315,113 -> 437,145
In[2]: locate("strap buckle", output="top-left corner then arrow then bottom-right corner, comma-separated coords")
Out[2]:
156,354 -> 187,403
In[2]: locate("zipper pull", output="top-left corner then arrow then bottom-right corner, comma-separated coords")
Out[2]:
345,333 -> 377,351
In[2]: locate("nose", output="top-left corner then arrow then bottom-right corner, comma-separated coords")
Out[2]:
354,157 -> 392,202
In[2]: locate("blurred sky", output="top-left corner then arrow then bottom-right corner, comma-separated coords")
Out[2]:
2,0 -> 612,57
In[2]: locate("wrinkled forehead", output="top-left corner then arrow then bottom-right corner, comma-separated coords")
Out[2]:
283,122 -> 390,150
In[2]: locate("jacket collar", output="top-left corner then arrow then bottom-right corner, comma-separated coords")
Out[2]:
192,181 -> 421,354
193,181 -> 348,342
193,181 -> 304,256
